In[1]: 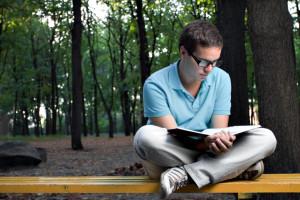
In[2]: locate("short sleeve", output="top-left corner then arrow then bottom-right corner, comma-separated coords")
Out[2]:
213,72 -> 231,115
143,80 -> 171,118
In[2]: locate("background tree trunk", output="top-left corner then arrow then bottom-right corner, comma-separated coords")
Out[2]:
31,32 -> 41,137
248,1 -> 300,198
117,17 -> 132,136
94,83 -> 99,137
82,92 -> 87,137
135,0 -> 150,125
248,0 -> 300,172
49,27 -> 58,135
71,0 -> 83,150
216,0 -> 249,126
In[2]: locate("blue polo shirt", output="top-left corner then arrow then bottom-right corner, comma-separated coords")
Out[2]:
143,61 -> 231,131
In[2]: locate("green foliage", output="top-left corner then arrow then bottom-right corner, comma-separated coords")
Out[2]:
293,35 -> 300,100
0,0 -> 298,136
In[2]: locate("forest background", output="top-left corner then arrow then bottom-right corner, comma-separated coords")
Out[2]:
0,0 -> 300,177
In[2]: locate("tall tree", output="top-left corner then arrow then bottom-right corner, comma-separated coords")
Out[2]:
216,0 -> 249,125
248,2 -> 300,199
71,0 -> 83,150
49,19 -> 58,135
30,29 -> 41,137
134,0 -> 150,125
85,5 -> 100,137
104,2 -> 132,136
86,5 -> 115,138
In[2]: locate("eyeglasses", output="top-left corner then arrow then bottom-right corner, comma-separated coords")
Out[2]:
191,54 -> 222,68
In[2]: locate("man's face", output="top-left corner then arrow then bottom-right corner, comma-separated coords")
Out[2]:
181,45 -> 222,81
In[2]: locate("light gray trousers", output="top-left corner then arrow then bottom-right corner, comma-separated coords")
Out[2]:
133,125 -> 277,188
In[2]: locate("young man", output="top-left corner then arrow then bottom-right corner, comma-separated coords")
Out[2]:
133,20 -> 277,199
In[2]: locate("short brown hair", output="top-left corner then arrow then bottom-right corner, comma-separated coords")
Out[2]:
179,20 -> 223,55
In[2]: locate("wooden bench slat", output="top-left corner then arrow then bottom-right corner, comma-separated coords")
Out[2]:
0,174 -> 300,194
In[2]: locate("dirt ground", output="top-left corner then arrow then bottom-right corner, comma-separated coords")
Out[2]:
0,136 -> 235,200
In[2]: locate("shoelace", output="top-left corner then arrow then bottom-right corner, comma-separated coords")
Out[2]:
168,167 -> 188,191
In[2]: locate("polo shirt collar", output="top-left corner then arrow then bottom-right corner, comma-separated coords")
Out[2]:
169,60 -> 212,91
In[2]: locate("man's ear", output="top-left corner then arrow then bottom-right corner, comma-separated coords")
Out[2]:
180,46 -> 186,55
179,46 -> 187,59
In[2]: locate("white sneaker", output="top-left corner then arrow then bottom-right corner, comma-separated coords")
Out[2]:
160,166 -> 188,199
237,160 -> 264,180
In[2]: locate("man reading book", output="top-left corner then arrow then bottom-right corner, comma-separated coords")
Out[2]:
133,20 -> 277,199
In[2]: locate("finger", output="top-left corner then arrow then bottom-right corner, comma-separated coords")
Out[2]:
229,134 -> 236,142
216,138 -> 229,152
219,137 -> 233,148
210,142 -> 221,154
223,131 -> 231,141
206,135 -> 218,143
218,131 -> 229,141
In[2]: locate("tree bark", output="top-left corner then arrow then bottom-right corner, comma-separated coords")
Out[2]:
45,96 -> 51,136
71,0 -> 83,150
21,102 -> 29,136
135,0 -> 150,125
216,0 -> 249,125
49,23 -> 58,135
12,56 -> 19,136
116,10 -> 132,136
248,2 -> 300,198
94,83 -> 99,136
82,92 -> 87,137
30,32 -> 41,137
248,0 -> 300,171
63,59 -> 71,136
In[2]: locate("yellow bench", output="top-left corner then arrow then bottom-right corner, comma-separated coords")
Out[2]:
0,174 -> 300,198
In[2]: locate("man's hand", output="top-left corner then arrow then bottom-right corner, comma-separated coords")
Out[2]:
204,131 -> 236,155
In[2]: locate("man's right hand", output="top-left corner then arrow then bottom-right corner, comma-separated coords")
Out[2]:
204,131 -> 236,155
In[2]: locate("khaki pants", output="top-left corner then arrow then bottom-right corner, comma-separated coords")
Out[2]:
133,125 -> 277,188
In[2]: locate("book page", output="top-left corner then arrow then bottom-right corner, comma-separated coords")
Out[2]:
201,125 -> 261,136
168,125 -> 261,138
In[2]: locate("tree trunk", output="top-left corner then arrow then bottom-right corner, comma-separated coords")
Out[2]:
216,0 -> 249,125
248,1 -> 300,198
50,30 -> 58,135
71,0 -> 83,150
12,56 -> 19,136
119,30 -> 131,136
94,83 -> 100,136
21,105 -> 29,136
45,97 -> 51,136
135,0 -> 150,125
108,112 -> 114,138
131,86 -> 139,135
58,112 -> 62,134
13,90 -> 18,136
85,7 -> 110,137
30,32 -> 41,137
248,0 -> 300,171
63,60 -> 71,136
82,92 -> 87,137
88,109 -> 93,135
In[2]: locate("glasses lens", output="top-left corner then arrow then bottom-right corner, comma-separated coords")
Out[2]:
199,60 -> 210,67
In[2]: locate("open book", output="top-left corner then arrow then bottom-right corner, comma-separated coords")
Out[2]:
168,125 -> 261,140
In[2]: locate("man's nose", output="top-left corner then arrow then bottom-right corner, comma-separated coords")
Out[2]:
204,64 -> 213,73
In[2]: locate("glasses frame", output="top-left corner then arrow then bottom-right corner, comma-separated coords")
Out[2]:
191,54 -> 222,68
